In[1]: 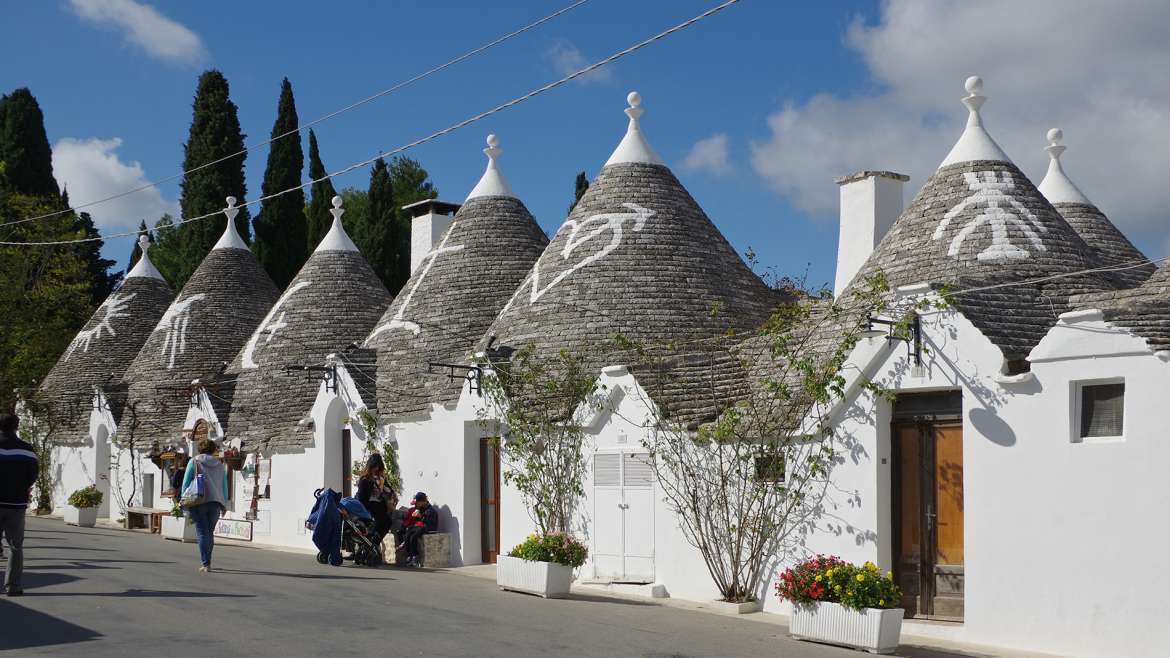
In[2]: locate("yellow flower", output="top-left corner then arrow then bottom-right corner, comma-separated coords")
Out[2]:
834,585 -> 841,592
886,571 -> 893,579
825,569 -> 833,577
815,575 -> 822,582
879,599 -> 885,606
856,574 -> 865,582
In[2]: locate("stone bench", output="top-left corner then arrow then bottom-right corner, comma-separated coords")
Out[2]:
391,532 -> 451,568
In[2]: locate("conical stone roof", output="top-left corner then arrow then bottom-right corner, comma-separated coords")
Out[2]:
1070,264 -> 1170,352
121,199 -> 280,441
365,135 -> 549,419
1037,128 -> 1152,287
481,93 -> 781,428
844,78 -> 1118,358
36,236 -> 174,445
228,197 -> 392,451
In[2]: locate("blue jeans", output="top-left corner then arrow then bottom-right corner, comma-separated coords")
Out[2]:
188,503 -> 221,567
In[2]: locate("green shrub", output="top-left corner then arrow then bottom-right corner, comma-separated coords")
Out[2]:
67,485 -> 103,509
509,532 -> 588,568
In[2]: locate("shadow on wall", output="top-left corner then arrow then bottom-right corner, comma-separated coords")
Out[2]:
437,504 -> 461,564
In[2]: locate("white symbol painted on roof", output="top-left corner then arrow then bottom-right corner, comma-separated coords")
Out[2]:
155,293 -> 206,369
502,202 -> 654,313
366,227 -> 465,342
63,292 -> 136,361
933,171 -> 1046,262
241,280 -> 312,369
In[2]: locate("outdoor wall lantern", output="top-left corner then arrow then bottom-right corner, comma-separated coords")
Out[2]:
863,314 -> 924,375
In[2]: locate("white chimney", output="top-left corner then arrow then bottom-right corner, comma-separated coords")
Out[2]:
833,170 -> 908,297
404,199 -> 461,274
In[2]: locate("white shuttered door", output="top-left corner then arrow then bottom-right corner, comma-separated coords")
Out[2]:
592,451 -> 655,583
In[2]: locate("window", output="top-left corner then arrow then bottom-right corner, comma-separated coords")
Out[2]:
1075,380 -> 1125,441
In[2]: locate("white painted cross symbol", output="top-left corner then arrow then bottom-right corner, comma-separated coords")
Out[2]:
242,280 -> 311,369
933,171 -> 1046,262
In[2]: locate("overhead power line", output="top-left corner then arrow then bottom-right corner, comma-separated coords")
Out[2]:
0,0 -> 745,247
0,0 -> 592,229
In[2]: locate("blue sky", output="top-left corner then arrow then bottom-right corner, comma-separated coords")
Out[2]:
5,1 -> 1168,288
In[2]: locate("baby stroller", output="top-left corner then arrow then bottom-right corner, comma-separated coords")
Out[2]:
306,488 -> 383,567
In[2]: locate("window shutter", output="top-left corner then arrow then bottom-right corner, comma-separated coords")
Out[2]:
623,454 -> 654,488
593,454 -> 621,487
1081,383 -> 1124,438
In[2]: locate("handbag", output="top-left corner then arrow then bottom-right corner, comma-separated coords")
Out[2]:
179,458 -> 207,508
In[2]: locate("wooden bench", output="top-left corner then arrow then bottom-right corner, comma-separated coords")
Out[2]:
125,507 -> 165,533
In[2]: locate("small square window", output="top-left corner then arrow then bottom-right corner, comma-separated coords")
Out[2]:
1077,381 -> 1124,440
754,451 -> 786,484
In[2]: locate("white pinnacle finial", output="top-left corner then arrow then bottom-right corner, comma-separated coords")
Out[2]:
127,230 -> 164,280
1038,127 -> 1092,205
213,195 -> 248,250
939,75 -> 1009,167
605,90 -> 663,167
466,133 -> 516,200
315,194 -> 358,252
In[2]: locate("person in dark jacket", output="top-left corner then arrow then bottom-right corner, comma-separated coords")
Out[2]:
355,454 -> 397,548
0,413 -> 38,596
400,491 -> 438,567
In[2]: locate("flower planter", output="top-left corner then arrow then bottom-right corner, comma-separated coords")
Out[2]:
64,506 -> 98,528
497,555 -> 574,598
790,601 -> 904,654
162,514 -> 198,543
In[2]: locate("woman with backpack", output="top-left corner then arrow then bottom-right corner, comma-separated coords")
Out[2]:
181,439 -> 229,572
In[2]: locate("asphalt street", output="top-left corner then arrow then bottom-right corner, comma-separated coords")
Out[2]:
1,517 -> 985,657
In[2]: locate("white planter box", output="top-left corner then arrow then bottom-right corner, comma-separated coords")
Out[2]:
64,506 -> 97,528
162,514 -> 198,542
701,599 -> 763,615
790,601 -> 904,654
497,555 -> 574,598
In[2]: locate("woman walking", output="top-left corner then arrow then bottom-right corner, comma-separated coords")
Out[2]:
181,439 -> 229,572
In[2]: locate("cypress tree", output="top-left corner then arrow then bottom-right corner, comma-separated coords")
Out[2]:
568,171 -> 589,214
305,129 -> 337,251
73,211 -> 120,303
175,70 -> 250,289
252,78 -> 308,288
357,158 -> 402,292
126,219 -> 152,271
0,88 -> 59,198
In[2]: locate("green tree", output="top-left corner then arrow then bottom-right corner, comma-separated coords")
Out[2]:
568,171 -> 589,214
338,187 -> 367,240
0,193 -> 95,413
149,214 -> 182,285
356,158 -> 403,292
175,70 -> 250,289
0,88 -> 59,198
305,129 -> 337,251
73,211 -> 120,304
252,78 -> 308,288
126,220 -> 152,272
388,156 -> 437,224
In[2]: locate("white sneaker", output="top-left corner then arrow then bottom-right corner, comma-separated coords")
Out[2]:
199,566 -> 209,573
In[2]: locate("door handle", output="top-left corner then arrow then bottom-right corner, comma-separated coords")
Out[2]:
618,503 -> 628,510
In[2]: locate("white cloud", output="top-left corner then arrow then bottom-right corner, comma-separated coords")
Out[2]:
750,0 -> 1170,247
546,40 -> 613,85
68,0 -> 207,64
682,133 -> 732,176
52,137 -> 177,232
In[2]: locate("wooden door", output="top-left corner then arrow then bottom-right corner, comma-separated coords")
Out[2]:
893,420 -> 964,620
480,438 -> 501,563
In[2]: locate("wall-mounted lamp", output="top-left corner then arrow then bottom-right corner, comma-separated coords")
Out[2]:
863,314 -> 923,374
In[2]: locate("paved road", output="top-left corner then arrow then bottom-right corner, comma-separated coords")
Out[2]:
3,517 -> 981,657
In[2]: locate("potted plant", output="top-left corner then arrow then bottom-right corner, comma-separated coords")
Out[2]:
777,555 -> 904,654
497,532 -> 587,598
64,485 -> 103,528
222,446 -> 244,470
161,502 -> 197,542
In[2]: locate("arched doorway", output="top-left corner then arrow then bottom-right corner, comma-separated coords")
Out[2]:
321,398 -> 350,495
